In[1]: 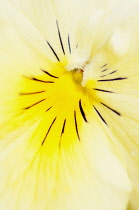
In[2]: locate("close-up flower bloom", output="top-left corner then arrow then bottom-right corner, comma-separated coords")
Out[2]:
1,0 -> 139,209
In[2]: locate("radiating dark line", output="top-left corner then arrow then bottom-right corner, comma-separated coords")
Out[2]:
41,69 -> 59,79
101,102 -> 121,116
47,41 -> 60,61
61,119 -> 66,137
31,77 -> 54,83
59,119 -> 66,148
100,70 -> 117,77
93,106 -> 107,126
109,70 -> 117,75
42,117 -> 57,145
93,88 -> 114,93
101,68 -> 108,72
98,77 -> 127,82
79,100 -> 88,122
68,34 -> 71,54
74,111 -> 80,141
56,20 -> 65,55
20,90 -> 45,95
46,106 -> 52,112
100,64 -> 108,68
24,99 -> 46,110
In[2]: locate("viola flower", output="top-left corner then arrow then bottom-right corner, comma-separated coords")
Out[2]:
1,0 -> 139,209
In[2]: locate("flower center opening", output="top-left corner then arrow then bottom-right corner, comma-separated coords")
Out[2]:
72,68 -> 84,84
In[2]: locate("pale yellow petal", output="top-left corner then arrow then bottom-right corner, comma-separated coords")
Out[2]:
0,114 -> 132,210
82,18 -> 139,209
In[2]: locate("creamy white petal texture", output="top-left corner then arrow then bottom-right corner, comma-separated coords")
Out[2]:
0,0 -> 139,210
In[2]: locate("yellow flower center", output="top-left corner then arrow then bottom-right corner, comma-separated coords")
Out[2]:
15,65 -> 92,153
